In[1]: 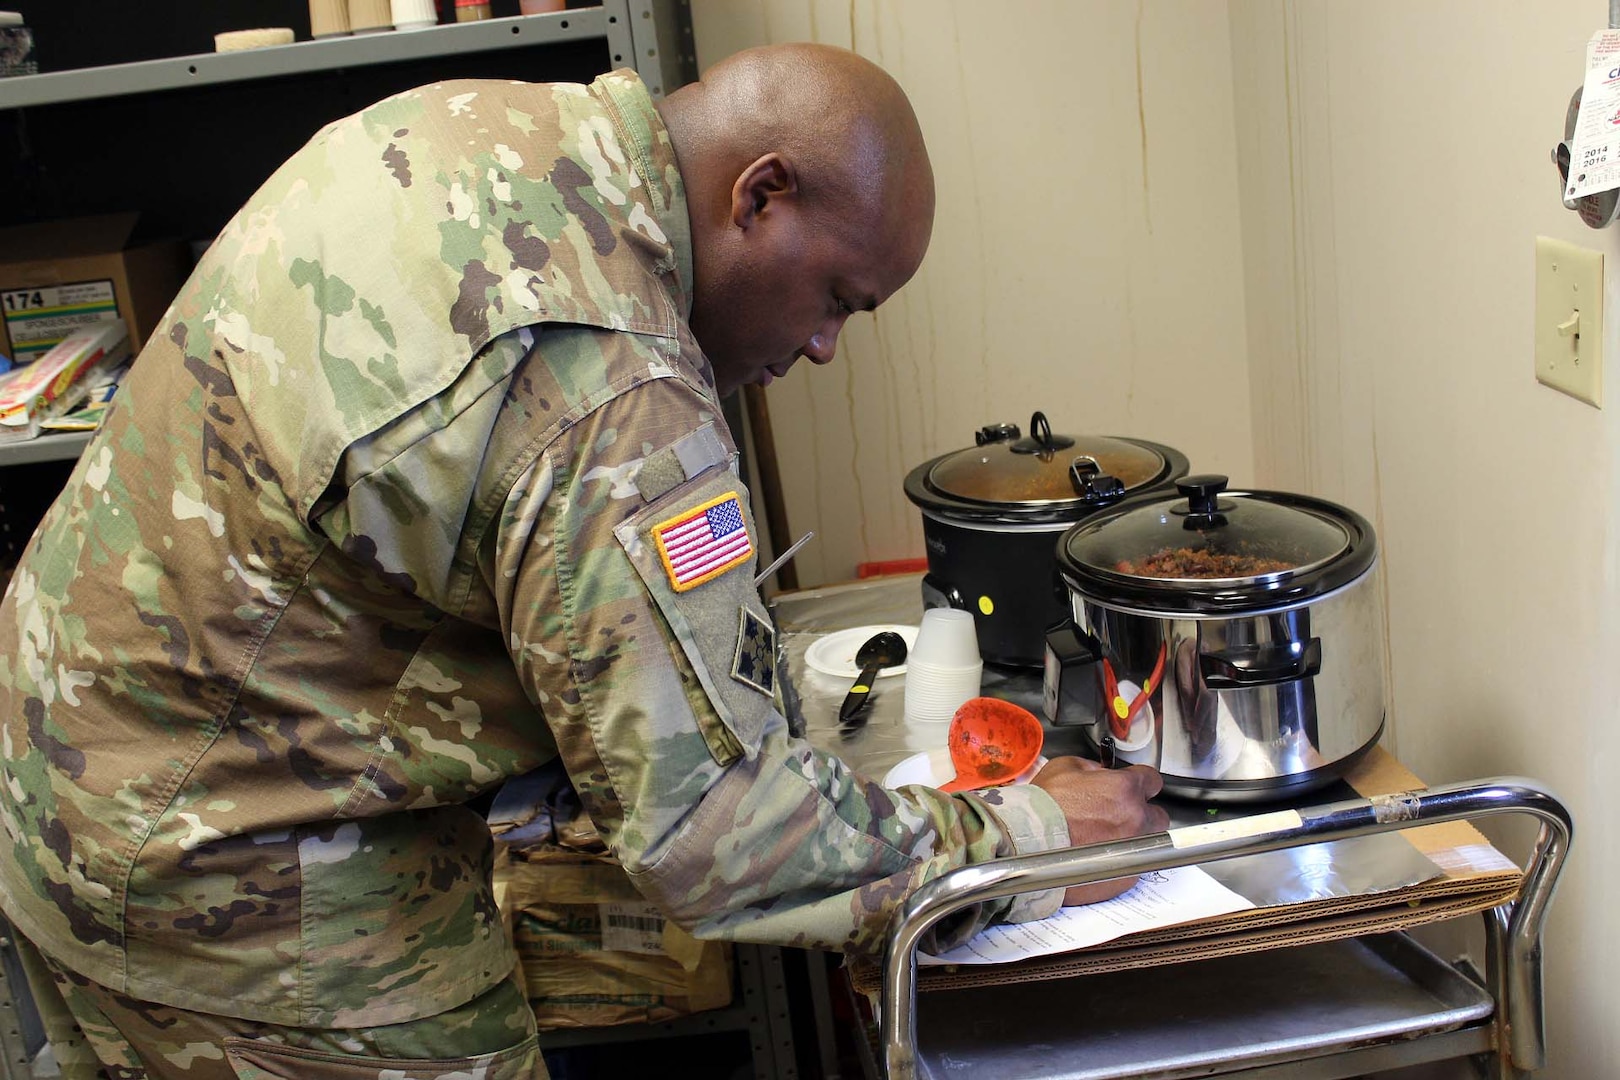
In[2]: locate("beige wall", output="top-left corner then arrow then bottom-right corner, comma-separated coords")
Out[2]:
691,0 -> 1255,587
695,2 -> 1617,1076
1231,3 -> 1618,1075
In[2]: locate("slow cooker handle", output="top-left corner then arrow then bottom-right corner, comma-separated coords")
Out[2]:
1041,621 -> 1103,724
1068,456 -> 1127,504
1200,638 -> 1322,689
974,422 -> 1020,446
919,574 -> 969,612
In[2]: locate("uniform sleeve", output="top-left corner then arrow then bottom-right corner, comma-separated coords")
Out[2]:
487,373 -> 1069,958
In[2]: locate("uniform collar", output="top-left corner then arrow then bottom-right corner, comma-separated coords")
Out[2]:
591,70 -> 695,325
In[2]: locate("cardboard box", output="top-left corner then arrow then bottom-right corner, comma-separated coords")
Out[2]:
494,843 -> 734,1031
0,214 -> 189,365
487,774 -> 734,1032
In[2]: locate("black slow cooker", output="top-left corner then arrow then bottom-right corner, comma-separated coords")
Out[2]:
902,412 -> 1189,667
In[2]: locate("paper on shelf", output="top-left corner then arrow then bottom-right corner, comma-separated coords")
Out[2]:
921,865 -> 1255,967
0,319 -> 129,441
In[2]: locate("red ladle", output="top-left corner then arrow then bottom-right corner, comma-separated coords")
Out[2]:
938,697 -> 1044,793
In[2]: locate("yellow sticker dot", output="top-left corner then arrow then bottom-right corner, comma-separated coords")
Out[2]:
978,595 -> 995,615
1113,697 -> 1130,719
851,685 -> 869,694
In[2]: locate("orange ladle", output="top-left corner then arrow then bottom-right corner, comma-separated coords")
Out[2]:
938,697 -> 1044,793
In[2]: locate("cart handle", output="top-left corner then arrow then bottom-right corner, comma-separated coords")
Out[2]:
881,777 -> 1572,1080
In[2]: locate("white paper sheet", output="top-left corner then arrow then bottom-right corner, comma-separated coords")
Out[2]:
920,865 -> 1255,966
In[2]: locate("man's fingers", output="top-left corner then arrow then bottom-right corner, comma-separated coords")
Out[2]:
1123,763 -> 1164,798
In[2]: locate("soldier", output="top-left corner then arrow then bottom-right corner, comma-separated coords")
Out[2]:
0,42 -> 1165,1079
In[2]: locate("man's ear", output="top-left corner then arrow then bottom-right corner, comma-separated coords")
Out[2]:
730,153 -> 798,229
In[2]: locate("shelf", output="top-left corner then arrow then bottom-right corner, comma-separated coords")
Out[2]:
0,431 -> 92,466
0,8 -> 617,111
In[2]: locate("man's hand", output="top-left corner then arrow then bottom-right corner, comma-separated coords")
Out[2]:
1029,756 -> 1170,906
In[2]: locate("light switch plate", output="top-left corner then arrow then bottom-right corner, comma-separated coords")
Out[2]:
1535,236 -> 1603,408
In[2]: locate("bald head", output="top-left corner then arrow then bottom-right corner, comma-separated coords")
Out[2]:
658,44 -> 935,394
677,43 -> 931,223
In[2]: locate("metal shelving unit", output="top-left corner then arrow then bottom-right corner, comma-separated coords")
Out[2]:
0,0 -> 698,107
0,9 -> 622,109
0,433 -> 91,468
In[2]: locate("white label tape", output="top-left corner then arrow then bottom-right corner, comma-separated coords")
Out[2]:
1168,809 -> 1304,849
600,901 -> 668,955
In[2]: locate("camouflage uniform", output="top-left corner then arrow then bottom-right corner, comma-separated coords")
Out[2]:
18,932 -> 539,1079
0,70 -> 1069,1065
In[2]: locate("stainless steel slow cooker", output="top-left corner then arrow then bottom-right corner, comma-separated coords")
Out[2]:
1042,475 -> 1387,802
903,413 -> 1189,668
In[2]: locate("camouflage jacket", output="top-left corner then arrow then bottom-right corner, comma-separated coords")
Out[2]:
0,71 -> 1069,1028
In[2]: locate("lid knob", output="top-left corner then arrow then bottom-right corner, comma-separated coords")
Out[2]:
975,422 -> 1021,446
1176,474 -> 1229,516
1009,411 -> 1076,455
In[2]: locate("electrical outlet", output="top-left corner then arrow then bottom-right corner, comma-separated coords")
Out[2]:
1534,236 -> 1603,408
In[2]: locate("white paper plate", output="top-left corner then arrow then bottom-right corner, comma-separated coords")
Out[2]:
883,747 -> 1047,790
803,624 -> 919,679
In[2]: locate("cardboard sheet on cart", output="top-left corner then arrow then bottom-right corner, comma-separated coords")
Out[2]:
850,749 -> 1524,994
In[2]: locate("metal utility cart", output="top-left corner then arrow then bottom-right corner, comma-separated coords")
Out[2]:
878,777 -> 1571,1080
766,576 -> 1573,1080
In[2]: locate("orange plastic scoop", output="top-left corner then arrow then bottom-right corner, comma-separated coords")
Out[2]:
938,697 -> 1044,793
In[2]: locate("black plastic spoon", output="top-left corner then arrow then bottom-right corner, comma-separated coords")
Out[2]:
837,631 -> 909,728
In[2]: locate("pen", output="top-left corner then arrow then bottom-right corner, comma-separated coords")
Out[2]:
754,530 -> 815,587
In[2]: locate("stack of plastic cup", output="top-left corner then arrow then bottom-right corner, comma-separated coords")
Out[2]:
903,609 -> 984,722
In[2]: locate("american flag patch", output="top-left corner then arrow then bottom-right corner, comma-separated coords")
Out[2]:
652,492 -> 754,592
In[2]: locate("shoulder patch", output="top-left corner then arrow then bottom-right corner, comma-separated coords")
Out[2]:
652,492 -> 754,592
635,421 -> 730,503
730,605 -> 776,696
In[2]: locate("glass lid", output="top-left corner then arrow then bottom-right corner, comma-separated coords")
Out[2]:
927,412 -> 1167,506
1064,475 -> 1351,585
